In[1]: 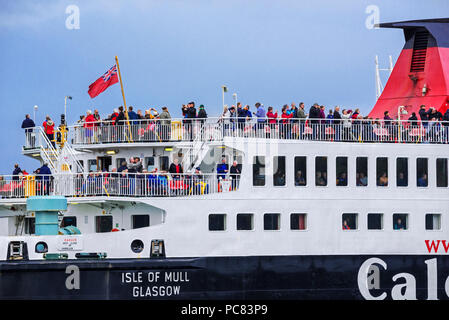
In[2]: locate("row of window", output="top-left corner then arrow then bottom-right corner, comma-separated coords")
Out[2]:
208,213 -> 442,231
253,156 -> 449,188
82,156 -> 170,173
24,215 -> 150,234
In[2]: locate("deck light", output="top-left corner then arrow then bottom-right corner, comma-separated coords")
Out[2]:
106,150 -> 117,155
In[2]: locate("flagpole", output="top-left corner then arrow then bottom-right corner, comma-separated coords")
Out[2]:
115,56 -> 133,142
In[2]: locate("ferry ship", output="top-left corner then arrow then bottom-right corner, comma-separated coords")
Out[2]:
0,18 -> 449,300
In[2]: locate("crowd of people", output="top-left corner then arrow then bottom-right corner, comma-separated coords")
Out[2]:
4,156 -> 242,198
75,156 -> 241,197
0,163 -> 53,198
21,100 -> 449,145
220,102 -> 449,142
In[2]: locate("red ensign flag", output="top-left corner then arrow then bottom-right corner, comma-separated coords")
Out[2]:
88,65 -> 119,98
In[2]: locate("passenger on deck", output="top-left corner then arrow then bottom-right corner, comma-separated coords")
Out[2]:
185,102 -> 197,141
216,157 -> 228,181
38,163 -> 52,195
159,106 -> 171,141
408,112 -> 418,126
254,103 -> 266,128
127,106 -> 138,123
111,108 -> 119,124
419,105 -> 429,123
84,110 -> 97,143
169,158 -> 183,179
21,114 -> 36,148
341,110 -> 352,141
266,107 -> 278,138
117,161 -> 128,173
115,106 -> 125,125
93,109 -> 101,123
230,161 -> 242,190
128,157 -> 143,174
137,109 -> 144,120
237,104 -> 251,133
43,116 -> 55,148
12,164 -> 23,181
280,105 -> 293,139
197,105 -> 208,123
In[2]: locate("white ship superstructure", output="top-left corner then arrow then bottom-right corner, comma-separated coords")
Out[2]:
0,117 -> 448,260
1,18 -> 449,300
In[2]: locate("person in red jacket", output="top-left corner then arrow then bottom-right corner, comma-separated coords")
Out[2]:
111,108 -> 119,125
266,107 -> 278,138
280,105 -> 293,139
83,110 -> 97,143
43,116 -> 55,148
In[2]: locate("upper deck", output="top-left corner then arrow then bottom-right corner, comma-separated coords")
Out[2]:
51,118 -> 449,148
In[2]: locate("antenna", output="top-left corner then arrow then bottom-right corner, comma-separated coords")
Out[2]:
375,55 -> 394,100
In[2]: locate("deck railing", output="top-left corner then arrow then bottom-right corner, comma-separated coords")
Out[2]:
63,118 -> 449,146
0,173 -> 239,199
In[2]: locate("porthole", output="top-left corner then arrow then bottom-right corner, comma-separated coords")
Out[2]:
131,239 -> 144,253
35,242 -> 48,253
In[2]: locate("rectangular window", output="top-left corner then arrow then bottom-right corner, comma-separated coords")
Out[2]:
132,215 -> 150,229
367,213 -> 383,230
145,157 -> 155,172
416,158 -> 428,187
95,216 -> 113,233
237,214 -> 254,231
25,217 -> 35,235
264,214 -> 280,231
356,157 -> 368,186
376,157 -> 388,186
315,157 -> 327,186
61,216 -> 77,228
425,214 -> 441,230
396,158 -> 408,187
160,156 -> 169,171
393,213 -> 408,230
116,158 -> 126,169
253,156 -> 266,186
273,156 -> 286,186
208,214 -> 226,231
88,159 -> 97,172
437,158 -> 448,187
336,157 -> 348,186
294,156 -> 307,186
290,214 -> 307,230
342,213 -> 358,230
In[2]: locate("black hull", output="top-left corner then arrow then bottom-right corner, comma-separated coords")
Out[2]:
0,255 -> 448,300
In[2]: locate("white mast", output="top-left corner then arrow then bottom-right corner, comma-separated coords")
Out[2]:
375,55 -> 394,100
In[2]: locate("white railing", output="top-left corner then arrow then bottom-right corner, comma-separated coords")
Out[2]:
65,118 -> 449,145
0,173 -> 240,199
23,127 -> 83,174
181,121 -> 222,172
69,118 -> 217,144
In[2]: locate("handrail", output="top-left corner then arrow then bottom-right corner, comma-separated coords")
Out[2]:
0,172 -> 240,199
66,118 -> 449,145
37,127 -> 60,172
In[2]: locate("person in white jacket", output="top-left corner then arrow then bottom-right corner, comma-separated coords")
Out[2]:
342,110 -> 353,141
